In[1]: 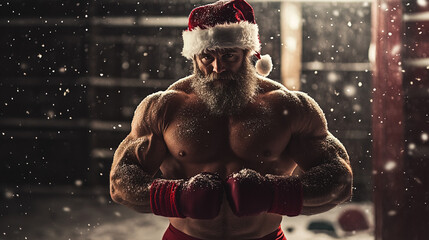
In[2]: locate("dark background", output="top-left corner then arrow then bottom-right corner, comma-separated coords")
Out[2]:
0,0 -> 374,239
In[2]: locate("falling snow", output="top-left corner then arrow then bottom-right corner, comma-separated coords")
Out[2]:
384,161 -> 397,171
1,0 -> 428,238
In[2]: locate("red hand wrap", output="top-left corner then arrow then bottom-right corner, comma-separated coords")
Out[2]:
150,179 -> 185,218
268,176 -> 303,216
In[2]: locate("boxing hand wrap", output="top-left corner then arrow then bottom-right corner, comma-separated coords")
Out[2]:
150,179 -> 185,218
226,169 -> 303,217
150,172 -> 223,219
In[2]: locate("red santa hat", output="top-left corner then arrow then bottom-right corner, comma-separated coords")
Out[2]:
182,0 -> 273,77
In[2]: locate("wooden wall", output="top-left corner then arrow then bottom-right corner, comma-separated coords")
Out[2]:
372,0 -> 429,238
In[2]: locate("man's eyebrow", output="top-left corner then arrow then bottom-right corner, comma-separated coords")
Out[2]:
219,48 -> 240,54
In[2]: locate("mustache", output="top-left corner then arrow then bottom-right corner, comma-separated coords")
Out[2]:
204,71 -> 236,81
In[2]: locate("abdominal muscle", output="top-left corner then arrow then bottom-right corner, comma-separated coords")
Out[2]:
169,199 -> 282,240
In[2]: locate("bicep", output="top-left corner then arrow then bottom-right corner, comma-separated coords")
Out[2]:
111,133 -> 166,178
110,133 -> 167,195
124,91 -> 168,173
289,133 -> 350,171
109,93 -> 169,208
285,91 -> 349,169
112,93 -> 168,176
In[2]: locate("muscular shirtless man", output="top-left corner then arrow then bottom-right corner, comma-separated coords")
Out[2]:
110,1 -> 353,239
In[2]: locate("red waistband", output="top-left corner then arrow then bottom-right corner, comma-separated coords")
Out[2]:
162,224 -> 201,240
162,224 -> 286,240
248,226 -> 286,240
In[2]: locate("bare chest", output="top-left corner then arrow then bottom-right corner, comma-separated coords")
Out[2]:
163,102 -> 292,169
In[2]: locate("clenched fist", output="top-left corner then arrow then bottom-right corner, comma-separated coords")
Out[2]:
225,169 -> 303,217
150,172 -> 223,219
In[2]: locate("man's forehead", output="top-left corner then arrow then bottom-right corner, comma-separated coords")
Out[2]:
202,48 -> 244,55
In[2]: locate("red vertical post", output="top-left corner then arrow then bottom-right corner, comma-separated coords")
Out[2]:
371,0 -> 405,240
402,1 -> 429,238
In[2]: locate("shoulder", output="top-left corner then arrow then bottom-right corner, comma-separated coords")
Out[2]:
257,77 -> 305,108
136,75 -> 195,113
167,75 -> 195,93
258,77 -> 327,135
131,76 -> 193,135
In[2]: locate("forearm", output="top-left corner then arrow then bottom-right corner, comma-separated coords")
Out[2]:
110,127 -> 171,210
299,159 -> 353,215
110,136 -> 159,213
110,163 -> 153,213
287,133 -> 353,215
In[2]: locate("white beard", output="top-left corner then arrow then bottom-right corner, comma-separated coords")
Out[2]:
191,58 -> 259,116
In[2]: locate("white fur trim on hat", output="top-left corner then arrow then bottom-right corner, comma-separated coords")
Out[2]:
182,21 -> 260,59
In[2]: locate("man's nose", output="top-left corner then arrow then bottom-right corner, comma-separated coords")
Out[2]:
211,58 -> 226,73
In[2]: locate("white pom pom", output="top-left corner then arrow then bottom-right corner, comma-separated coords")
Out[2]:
255,54 -> 273,77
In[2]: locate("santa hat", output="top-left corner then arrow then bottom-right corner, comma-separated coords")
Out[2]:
182,0 -> 273,77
